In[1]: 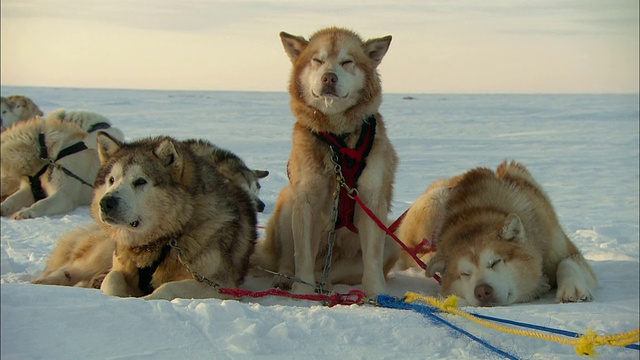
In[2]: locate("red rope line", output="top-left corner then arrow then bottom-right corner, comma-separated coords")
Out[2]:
387,208 -> 408,233
219,287 -> 366,307
353,194 -> 442,284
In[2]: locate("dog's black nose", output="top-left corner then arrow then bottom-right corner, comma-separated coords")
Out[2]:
100,196 -> 119,214
322,72 -> 338,85
256,199 -> 266,213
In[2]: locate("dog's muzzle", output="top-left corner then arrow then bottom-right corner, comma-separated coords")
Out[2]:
100,195 -> 120,216
321,72 -> 339,95
100,195 -> 140,228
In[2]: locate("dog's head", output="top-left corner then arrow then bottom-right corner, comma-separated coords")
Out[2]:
281,27 -> 391,116
426,214 -> 550,306
219,166 -> 269,213
1,97 -> 21,132
93,132 -> 195,246
230,168 -> 269,213
7,95 -> 44,120
182,138 -> 269,213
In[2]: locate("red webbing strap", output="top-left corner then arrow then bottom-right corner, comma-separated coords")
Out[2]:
218,287 -> 366,307
353,194 -> 442,284
316,117 -> 377,233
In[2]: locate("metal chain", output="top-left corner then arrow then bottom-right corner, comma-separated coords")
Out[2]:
166,149 -> 356,297
255,266 -> 318,289
331,158 -> 359,199
168,238 -> 221,291
317,149 -> 347,294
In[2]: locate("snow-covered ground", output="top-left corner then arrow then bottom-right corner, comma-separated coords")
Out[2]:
1,86 -> 638,359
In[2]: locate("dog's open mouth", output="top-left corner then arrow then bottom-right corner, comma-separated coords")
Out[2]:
311,91 -> 349,107
101,214 -> 141,229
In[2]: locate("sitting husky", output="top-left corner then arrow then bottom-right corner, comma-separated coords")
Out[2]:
1,118 -> 100,219
35,133 -> 258,300
402,160 -> 597,306
255,27 -> 399,297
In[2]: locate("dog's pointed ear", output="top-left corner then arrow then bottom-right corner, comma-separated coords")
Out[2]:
280,32 -> 308,62
153,138 -> 182,169
426,253 -> 446,278
364,35 -> 392,67
254,169 -> 269,179
501,214 -> 526,242
96,131 -> 123,164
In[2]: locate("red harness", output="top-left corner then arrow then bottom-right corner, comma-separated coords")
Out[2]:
315,116 -> 376,233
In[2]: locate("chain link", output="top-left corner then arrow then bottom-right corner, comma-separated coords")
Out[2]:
255,266 -> 318,289
317,149 -> 352,294
167,149 -> 355,297
168,238 -> 221,291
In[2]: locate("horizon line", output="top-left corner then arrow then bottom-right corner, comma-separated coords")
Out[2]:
1,84 -> 638,96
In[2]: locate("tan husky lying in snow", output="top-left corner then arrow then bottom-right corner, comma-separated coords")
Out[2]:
398,160 -> 597,306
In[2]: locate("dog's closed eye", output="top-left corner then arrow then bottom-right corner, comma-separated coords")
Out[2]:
133,178 -> 147,187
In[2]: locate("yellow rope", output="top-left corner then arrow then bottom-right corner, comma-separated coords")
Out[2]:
404,291 -> 640,357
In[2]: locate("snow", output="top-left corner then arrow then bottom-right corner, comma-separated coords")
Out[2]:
1,86 -> 638,359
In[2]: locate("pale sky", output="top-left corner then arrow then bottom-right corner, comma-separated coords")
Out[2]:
1,0 -> 638,93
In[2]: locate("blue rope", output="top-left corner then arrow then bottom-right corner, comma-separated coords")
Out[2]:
469,312 -> 640,351
377,295 -> 519,360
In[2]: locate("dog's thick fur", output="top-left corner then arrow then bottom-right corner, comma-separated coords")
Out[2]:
32,224 -> 114,288
1,95 -> 43,131
184,139 -> 269,212
1,118 -> 100,219
45,108 -> 125,149
31,138 -> 267,290
93,133 -> 257,300
254,27 -> 399,297
394,175 -> 463,270
417,161 -> 597,306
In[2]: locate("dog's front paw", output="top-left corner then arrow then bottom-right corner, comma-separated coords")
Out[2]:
11,209 -> 35,220
271,276 -> 294,290
556,282 -> 594,303
555,256 -> 597,303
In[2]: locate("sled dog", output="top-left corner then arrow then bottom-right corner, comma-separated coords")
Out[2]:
45,108 -> 125,149
419,161 -> 597,306
254,27 -> 399,297
1,95 -> 43,131
1,118 -> 100,219
184,139 -> 269,212
31,138 -> 268,289
94,132 -> 257,300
